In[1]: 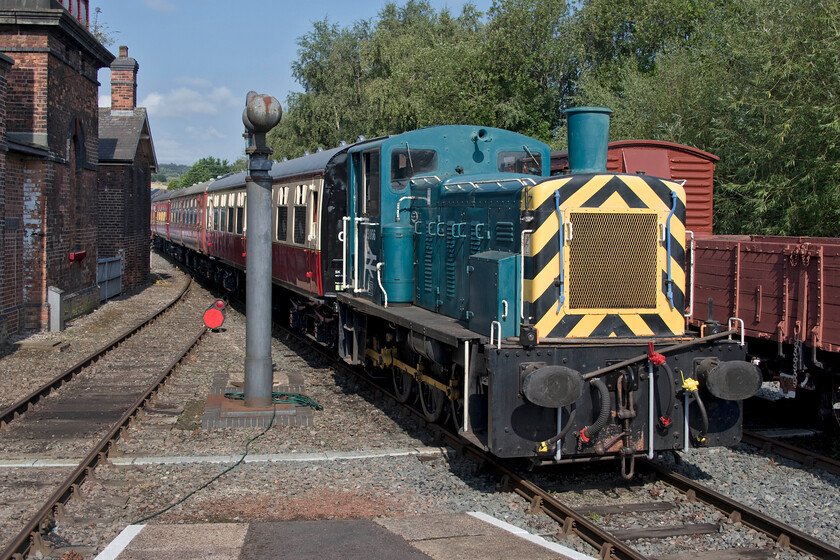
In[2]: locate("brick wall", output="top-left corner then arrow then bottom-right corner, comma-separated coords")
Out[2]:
1,13 -> 114,334
98,151 -> 152,294
0,33 -> 49,136
0,56 -> 6,344
3,155 -> 24,337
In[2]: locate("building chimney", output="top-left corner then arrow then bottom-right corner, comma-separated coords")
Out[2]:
110,45 -> 139,111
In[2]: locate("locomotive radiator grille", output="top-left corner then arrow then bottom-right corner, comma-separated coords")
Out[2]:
568,212 -> 657,310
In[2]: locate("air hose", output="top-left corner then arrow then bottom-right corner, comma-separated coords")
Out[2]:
690,390 -> 709,442
579,377 -> 610,443
681,375 -> 709,443
224,391 -> 324,410
543,407 -> 578,447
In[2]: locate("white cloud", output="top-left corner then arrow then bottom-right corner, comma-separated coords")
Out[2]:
143,0 -> 176,13
185,126 -> 226,140
140,86 -> 239,118
98,94 -> 111,108
176,76 -> 213,88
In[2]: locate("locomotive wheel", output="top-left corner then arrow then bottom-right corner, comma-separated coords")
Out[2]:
448,398 -> 464,432
393,369 -> 414,403
419,382 -> 445,422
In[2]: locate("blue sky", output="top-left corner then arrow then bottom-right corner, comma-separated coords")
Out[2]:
92,0 -> 494,166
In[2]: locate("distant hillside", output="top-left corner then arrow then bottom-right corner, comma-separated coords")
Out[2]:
152,163 -> 190,183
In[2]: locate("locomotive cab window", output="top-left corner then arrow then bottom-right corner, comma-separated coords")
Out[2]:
390,148 -> 437,191
498,151 -> 542,175
362,150 -> 380,217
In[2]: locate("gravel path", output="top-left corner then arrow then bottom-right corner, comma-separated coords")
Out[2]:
1,252 -> 838,560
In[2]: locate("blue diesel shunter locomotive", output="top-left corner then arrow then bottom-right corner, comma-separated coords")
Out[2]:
154,108 -> 761,476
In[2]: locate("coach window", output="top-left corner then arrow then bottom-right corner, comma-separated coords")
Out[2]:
362,150 -> 380,217
236,193 -> 245,235
293,184 -> 307,244
213,195 -> 221,230
276,185 -> 289,242
227,196 -> 235,233
390,148 -> 437,191
308,185 -> 319,244
219,194 -> 227,232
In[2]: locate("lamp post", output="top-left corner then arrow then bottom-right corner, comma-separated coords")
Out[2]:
242,91 -> 282,408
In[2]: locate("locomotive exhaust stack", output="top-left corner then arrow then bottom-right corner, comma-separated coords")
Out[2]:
565,106 -> 612,173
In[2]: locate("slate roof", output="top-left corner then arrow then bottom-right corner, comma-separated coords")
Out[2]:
98,107 -> 158,171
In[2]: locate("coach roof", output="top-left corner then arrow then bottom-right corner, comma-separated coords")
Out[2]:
205,144 -> 350,194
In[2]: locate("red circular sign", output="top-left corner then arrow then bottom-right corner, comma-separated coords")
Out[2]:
203,307 -> 225,329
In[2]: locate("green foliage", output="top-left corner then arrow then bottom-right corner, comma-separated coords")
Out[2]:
268,1 -> 492,158
170,157 -> 235,190
158,163 -> 190,176
91,7 -> 116,47
705,0 -> 840,236
270,0 -> 840,236
571,0 -> 840,236
482,0 -> 570,141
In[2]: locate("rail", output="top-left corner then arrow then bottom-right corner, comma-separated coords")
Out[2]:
0,277 -> 192,430
742,430 -> 840,478
0,325 -> 208,560
638,459 -> 840,560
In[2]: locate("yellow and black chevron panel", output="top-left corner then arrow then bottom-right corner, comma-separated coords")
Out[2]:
522,174 -> 687,339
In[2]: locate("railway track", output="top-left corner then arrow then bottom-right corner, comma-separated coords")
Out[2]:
741,430 -> 840,478
6,268 -> 838,559
282,325 -> 840,560
0,278 -> 191,430
0,280 -> 211,560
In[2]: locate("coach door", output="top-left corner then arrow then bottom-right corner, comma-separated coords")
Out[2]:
350,148 -> 382,301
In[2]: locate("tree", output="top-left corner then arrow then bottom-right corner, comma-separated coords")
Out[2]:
268,1 -> 489,157
566,0 -> 840,236
171,157 -> 235,189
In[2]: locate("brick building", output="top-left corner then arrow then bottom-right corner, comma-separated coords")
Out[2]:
98,45 -> 157,293
1,1 -> 158,344
0,52 -> 10,342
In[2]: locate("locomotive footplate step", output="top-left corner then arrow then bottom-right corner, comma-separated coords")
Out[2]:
95,513 -> 596,559
337,293 -> 486,347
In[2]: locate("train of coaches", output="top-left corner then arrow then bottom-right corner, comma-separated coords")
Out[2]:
151,107 -> 834,476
